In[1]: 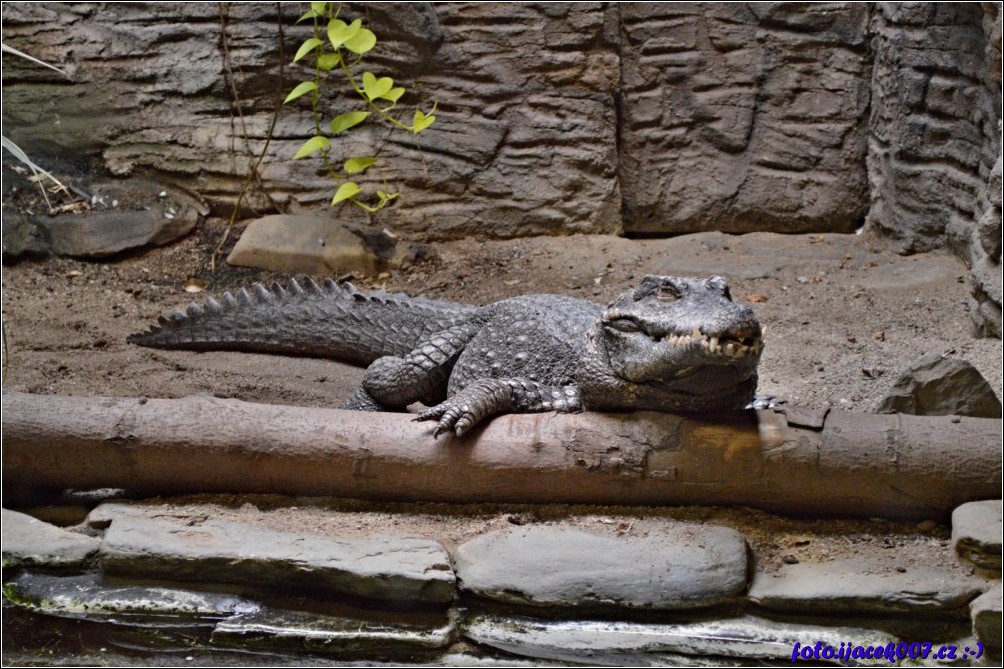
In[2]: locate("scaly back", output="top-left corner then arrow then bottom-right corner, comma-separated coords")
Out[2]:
127,278 -> 477,366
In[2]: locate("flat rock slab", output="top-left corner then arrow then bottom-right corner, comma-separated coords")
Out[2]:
93,505 -> 454,605
454,524 -> 748,610
463,613 -> 897,666
4,571 -> 258,624
970,583 -> 1002,649
748,558 -> 987,614
1,508 -> 100,569
952,500 -> 1002,572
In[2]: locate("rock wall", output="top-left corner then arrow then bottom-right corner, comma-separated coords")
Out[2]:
618,3 -> 871,235
867,3 -> 1002,336
1,2 -> 1000,333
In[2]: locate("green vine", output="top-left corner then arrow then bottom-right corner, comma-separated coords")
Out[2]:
285,2 -> 436,213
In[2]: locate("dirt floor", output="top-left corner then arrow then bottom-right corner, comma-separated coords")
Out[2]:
2,217 -> 1001,574
3,216 -> 999,411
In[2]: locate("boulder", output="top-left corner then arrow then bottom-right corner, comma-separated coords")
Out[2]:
227,215 -> 422,276
875,352 -> 1001,417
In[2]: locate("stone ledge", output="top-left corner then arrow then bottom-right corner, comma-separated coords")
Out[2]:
92,504 -> 455,605
454,524 -> 749,610
4,571 -> 257,623
748,557 -> 988,614
212,608 -> 455,655
1,508 -> 100,569
464,613 -> 898,666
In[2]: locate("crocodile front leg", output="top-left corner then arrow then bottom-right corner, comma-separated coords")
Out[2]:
414,378 -> 583,437
358,323 -> 479,409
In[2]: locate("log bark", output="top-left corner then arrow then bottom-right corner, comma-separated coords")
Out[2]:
2,391 -> 1000,519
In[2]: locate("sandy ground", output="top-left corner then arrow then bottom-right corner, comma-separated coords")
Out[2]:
3,218 -> 999,411
1,218 -> 1001,580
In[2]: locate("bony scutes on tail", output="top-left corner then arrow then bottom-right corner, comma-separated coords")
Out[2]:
129,275 -> 764,437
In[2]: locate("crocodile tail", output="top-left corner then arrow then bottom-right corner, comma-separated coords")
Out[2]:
127,277 -> 476,365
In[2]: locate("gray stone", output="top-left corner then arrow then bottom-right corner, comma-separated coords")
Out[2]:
454,524 -> 748,610
1,207 -> 50,261
748,558 -> 987,614
212,608 -> 454,654
875,352 -> 1002,417
93,505 -> 455,605
953,500 -> 1003,572
39,206 -> 198,258
4,571 -> 258,624
227,215 -> 420,276
463,613 -> 898,666
971,583 -> 1002,649
27,178 -> 206,258
1,508 -> 100,569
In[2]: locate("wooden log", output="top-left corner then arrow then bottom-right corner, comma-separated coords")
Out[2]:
2,391 -> 999,519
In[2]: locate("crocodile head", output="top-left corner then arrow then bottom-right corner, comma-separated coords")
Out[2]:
578,275 -> 763,412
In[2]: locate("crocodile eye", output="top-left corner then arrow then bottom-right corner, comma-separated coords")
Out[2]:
656,284 -> 681,302
707,276 -> 732,299
605,318 -> 642,334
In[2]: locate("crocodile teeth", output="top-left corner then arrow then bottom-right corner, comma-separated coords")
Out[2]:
692,327 -> 702,340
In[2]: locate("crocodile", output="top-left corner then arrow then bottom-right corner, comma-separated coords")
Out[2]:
128,275 -> 763,436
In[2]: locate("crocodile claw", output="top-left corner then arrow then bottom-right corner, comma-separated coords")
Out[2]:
414,401 -> 479,438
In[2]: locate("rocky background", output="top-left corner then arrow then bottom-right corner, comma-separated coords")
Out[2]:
1,2 -> 1000,336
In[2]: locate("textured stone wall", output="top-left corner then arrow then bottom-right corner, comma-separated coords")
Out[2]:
1,2 -> 1000,333
618,3 -> 871,235
2,2 -> 624,239
867,2 -> 998,254
972,3 -> 1002,338
866,3 -> 1001,336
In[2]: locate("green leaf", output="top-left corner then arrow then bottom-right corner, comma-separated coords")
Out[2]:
330,111 -> 370,134
292,135 -> 330,160
328,18 -> 361,49
294,38 -> 324,62
344,27 -> 377,55
297,8 -> 318,23
344,157 -> 377,174
376,189 -> 400,202
362,72 -> 394,102
310,1 -> 328,15
382,87 -> 406,104
332,181 -> 362,204
283,81 -> 318,104
412,109 -> 436,134
316,52 -> 341,72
